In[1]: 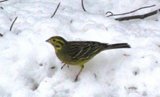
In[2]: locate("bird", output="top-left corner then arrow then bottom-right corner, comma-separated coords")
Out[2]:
46,36 -> 131,81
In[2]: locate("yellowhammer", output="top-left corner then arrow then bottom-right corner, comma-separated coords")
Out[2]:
46,36 -> 131,81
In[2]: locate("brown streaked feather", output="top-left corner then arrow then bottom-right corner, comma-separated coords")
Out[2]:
66,41 -> 106,60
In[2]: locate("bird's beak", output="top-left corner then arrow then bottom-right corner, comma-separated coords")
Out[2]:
46,39 -> 49,42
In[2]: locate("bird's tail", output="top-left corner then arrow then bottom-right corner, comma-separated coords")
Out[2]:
104,43 -> 131,50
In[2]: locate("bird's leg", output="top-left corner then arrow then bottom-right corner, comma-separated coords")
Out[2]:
61,63 -> 66,69
67,64 -> 69,68
74,65 -> 84,82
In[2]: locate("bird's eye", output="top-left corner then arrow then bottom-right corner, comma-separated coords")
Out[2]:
52,39 -> 56,42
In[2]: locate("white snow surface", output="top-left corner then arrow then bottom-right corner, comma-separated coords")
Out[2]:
0,0 -> 160,97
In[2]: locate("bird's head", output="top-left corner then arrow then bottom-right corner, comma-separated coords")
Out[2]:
46,36 -> 67,51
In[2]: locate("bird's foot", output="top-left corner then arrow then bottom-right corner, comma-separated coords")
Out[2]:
61,63 -> 70,69
61,64 -> 66,69
74,76 -> 79,82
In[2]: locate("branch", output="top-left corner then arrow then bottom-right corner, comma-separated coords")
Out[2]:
106,4 -> 156,17
51,2 -> 61,18
81,0 -> 86,12
115,9 -> 160,21
10,17 -> 18,31
0,0 -> 8,3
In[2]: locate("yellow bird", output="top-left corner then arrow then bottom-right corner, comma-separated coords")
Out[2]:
46,36 -> 130,81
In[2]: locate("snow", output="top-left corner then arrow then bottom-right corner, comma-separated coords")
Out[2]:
0,0 -> 160,97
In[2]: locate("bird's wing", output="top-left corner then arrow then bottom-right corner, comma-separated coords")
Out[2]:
67,41 -> 103,60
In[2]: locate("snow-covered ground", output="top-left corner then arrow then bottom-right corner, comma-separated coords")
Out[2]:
0,0 -> 160,97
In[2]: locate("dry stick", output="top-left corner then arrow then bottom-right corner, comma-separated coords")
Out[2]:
115,9 -> 160,21
10,17 -> 18,31
0,33 -> 3,37
0,7 -> 4,9
0,0 -> 8,3
51,2 -> 61,18
81,0 -> 86,12
0,0 -> 8,9
106,4 -> 156,17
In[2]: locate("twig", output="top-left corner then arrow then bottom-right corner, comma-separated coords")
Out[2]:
10,17 -> 18,31
0,33 -> 3,37
115,9 -> 160,21
106,4 -> 156,17
51,2 -> 61,18
0,7 -> 4,9
0,0 -> 8,3
81,0 -> 86,12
